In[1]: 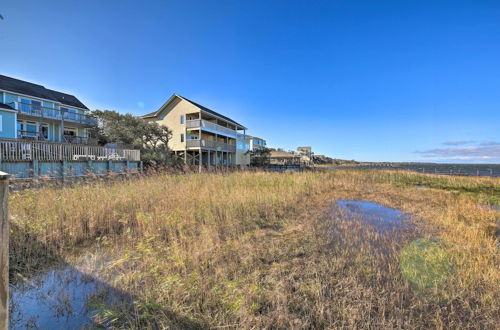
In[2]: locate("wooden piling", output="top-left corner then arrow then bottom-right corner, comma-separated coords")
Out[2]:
0,171 -> 10,330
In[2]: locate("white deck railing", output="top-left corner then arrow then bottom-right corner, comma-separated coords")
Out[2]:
186,119 -> 237,137
11,102 -> 97,125
186,139 -> 236,152
0,139 -> 140,162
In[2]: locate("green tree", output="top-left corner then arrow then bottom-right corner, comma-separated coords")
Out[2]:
248,147 -> 271,167
91,110 -> 181,168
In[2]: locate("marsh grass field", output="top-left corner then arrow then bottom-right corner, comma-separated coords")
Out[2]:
8,170 -> 500,328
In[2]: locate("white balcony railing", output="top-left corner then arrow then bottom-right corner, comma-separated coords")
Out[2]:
186,139 -> 236,152
16,130 -> 96,145
186,119 -> 237,137
237,133 -> 250,140
11,102 -> 97,125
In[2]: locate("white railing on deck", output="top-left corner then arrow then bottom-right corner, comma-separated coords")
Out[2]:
0,139 -> 140,162
186,139 -> 236,152
186,119 -> 237,137
12,102 -> 97,125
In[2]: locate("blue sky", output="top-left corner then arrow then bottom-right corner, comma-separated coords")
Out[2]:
1,0 -> 499,163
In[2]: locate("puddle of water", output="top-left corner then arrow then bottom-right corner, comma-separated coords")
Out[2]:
415,185 -> 428,189
333,201 -> 455,300
10,266 -> 101,329
336,200 -> 411,232
9,253 -> 128,329
9,266 -> 110,329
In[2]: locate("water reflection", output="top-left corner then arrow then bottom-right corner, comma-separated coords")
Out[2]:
336,200 -> 411,233
9,254 -> 130,329
332,200 -> 453,300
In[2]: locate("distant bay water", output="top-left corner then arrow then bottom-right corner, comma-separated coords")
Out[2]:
327,163 -> 500,177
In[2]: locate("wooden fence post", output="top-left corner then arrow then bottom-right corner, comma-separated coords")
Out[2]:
0,171 -> 10,330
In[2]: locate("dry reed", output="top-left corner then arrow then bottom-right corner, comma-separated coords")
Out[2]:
9,170 -> 500,328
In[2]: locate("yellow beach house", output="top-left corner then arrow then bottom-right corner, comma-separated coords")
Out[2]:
141,94 -> 249,167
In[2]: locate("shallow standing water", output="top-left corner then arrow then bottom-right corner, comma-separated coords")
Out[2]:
334,201 -> 455,299
9,265 -> 102,329
9,252 -> 128,329
336,200 -> 411,232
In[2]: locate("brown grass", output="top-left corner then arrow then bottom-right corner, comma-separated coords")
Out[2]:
9,170 -> 500,328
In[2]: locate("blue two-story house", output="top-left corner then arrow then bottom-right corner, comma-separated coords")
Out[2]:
0,74 -> 95,144
0,75 -> 141,179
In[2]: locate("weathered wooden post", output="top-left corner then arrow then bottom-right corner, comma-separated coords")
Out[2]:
0,171 -> 10,330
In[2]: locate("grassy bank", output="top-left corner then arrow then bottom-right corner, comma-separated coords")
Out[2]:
9,170 -> 500,328
368,170 -> 500,206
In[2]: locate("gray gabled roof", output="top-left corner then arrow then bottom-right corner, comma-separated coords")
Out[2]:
0,74 -> 89,110
142,94 -> 247,129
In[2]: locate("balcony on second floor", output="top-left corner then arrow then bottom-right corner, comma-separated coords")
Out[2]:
17,130 -> 96,145
11,102 -> 97,126
186,119 -> 238,138
186,138 -> 236,152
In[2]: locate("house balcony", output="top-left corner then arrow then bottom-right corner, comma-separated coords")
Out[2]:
186,119 -> 238,138
186,139 -> 236,152
12,102 -> 96,126
237,133 -> 250,140
17,130 -> 96,145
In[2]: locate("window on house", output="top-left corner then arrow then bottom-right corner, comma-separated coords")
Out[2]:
69,109 -> 78,120
180,115 -> 185,124
26,123 -> 37,132
61,107 -> 78,121
23,123 -> 37,137
40,125 -> 49,139
64,129 -> 76,136
17,122 -> 23,134
180,133 -> 184,143
31,100 -> 42,114
20,99 -> 31,113
19,99 -> 42,115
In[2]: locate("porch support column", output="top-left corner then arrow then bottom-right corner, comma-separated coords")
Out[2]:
207,150 -> 211,169
199,151 -> 202,173
60,109 -> 65,142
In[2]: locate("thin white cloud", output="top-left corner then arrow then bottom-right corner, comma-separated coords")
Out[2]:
442,140 -> 475,146
479,141 -> 500,146
416,143 -> 500,163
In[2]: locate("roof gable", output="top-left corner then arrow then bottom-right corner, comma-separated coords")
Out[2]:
179,96 -> 246,129
141,94 -> 184,119
0,74 -> 89,110
141,93 -> 246,129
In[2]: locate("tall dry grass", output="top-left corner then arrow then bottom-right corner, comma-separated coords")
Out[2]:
9,170 -> 500,328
